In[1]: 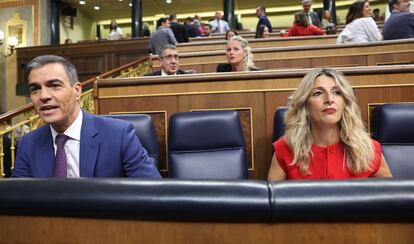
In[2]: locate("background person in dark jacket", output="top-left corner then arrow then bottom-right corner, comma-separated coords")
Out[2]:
383,0 -> 414,40
169,14 -> 189,43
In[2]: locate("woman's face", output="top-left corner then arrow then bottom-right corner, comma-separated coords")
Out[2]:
306,75 -> 345,128
227,31 -> 236,40
362,1 -> 372,17
263,27 -> 270,38
226,40 -> 246,65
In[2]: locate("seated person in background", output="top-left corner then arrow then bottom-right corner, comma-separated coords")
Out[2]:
256,24 -> 271,38
373,8 -> 385,21
64,39 -> 73,44
337,0 -> 382,43
108,20 -> 123,40
217,35 -> 260,72
321,10 -> 332,28
143,22 -> 151,37
325,23 -> 337,35
383,0 -> 414,40
267,68 -> 392,180
202,24 -> 213,37
225,29 -> 238,40
12,55 -> 161,178
287,12 -> 324,36
145,45 -> 190,76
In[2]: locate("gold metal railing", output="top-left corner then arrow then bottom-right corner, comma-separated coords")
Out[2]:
0,57 -> 150,177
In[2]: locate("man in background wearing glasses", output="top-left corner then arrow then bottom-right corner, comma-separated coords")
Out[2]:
145,45 -> 192,76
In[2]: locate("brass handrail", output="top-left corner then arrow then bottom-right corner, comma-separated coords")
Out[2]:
0,56 -> 151,177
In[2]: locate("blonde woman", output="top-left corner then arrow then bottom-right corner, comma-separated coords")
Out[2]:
268,68 -> 392,180
217,35 -> 260,72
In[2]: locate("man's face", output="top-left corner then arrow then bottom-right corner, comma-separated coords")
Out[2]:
160,48 -> 179,75
215,11 -> 222,19
303,4 -> 311,13
204,25 -> 212,35
394,0 -> 411,12
28,63 -> 82,133
256,7 -> 262,17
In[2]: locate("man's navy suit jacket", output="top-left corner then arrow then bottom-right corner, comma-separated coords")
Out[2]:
12,110 -> 161,178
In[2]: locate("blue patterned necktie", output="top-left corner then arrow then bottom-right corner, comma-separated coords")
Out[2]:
53,134 -> 68,177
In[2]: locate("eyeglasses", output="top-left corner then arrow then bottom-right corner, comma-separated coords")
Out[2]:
161,55 -> 179,61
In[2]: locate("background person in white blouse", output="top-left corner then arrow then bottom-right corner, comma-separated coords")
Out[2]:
108,20 -> 123,40
336,0 -> 382,44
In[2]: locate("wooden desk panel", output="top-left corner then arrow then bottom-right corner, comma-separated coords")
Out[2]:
96,66 -> 414,179
153,40 -> 414,73
15,38 -> 150,95
178,35 -> 338,53
1,216 -> 412,244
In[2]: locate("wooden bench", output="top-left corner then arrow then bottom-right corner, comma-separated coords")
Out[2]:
152,39 -> 414,73
95,65 -> 414,179
179,35 -> 338,53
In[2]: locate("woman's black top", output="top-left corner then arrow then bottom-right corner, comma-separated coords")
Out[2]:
216,63 -> 261,72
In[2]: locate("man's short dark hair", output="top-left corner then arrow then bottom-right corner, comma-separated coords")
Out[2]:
26,55 -> 78,86
388,0 -> 399,11
169,14 -> 177,21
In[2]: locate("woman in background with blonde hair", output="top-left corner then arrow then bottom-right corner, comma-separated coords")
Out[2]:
268,68 -> 392,180
217,35 -> 260,72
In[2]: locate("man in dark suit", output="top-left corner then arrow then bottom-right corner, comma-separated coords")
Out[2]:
255,5 -> 273,38
383,0 -> 414,40
145,45 -> 189,76
301,0 -> 321,27
185,17 -> 201,38
169,14 -> 189,43
12,55 -> 161,178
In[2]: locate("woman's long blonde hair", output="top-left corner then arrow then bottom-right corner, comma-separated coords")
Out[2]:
284,68 -> 375,175
228,35 -> 257,71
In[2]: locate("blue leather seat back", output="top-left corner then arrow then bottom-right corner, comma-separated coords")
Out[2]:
272,107 -> 288,143
105,114 -> 159,168
372,103 -> 414,178
269,179 -> 414,222
168,110 -> 248,179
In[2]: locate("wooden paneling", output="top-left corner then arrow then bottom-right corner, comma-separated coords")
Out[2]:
178,35 -> 338,53
0,216 -> 413,243
95,66 -> 414,179
152,39 -> 414,73
15,38 -> 150,95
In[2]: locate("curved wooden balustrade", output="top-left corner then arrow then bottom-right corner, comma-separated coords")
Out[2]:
0,57 -> 150,177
